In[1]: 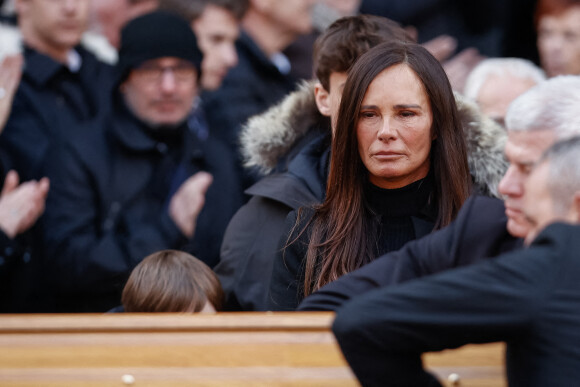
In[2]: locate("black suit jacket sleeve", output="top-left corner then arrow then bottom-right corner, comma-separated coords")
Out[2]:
332,224 -> 563,387
299,196 -> 521,311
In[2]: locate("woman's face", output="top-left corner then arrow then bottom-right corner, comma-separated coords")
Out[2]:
357,64 -> 434,189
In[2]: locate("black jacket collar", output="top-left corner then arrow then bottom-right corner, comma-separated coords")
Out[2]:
238,30 -> 289,78
109,101 -> 205,164
22,45 -> 85,87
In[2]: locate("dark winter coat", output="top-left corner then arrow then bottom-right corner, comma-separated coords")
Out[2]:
215,82 -> 329,311
0,45 -> 113,181
216,130 -> 330,310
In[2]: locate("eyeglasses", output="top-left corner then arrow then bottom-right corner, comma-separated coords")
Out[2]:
133,62 -> 197,82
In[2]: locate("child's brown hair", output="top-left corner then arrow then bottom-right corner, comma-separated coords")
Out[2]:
122,250 -> 224,312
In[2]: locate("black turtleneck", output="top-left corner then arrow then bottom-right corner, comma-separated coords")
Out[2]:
365,172 -> 438,255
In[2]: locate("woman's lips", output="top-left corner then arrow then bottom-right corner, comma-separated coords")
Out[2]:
373,151 -> 403,159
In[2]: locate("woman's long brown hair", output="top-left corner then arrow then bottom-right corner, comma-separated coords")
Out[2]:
299,42 -> 471,296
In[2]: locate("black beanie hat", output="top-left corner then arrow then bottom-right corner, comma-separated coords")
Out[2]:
116,11 -> 203,84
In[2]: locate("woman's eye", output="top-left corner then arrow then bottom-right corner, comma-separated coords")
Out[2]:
400,111 -> 415,118
360,111 -> 376,119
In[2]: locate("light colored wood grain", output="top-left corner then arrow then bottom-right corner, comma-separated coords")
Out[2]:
0,312 -> 334,332
0,313 -> 506,387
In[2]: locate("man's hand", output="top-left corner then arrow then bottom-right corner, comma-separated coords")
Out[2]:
422,34 -> 457,62
169,171 -> 213,238
0,171 -> 50,239
442,48 -> 484,92
0,55 -> 23,132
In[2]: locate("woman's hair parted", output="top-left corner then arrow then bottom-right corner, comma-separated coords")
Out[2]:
296,41 -> 471,297
122,250 -> 224,312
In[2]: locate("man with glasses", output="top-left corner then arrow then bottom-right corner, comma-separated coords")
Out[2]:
42,11 -> 242,312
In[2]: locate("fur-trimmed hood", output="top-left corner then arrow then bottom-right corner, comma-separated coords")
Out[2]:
240,80 -> 326,174
240,81 -> 507,198
455,92 -> 507,198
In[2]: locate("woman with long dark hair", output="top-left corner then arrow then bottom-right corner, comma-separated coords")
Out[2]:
269,41 -> 472,310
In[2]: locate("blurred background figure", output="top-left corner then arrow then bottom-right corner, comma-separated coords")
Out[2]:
0,0 -> 113,312
1,0 -> 113,182
536,0 -> 580,77
284,0 -> 362,80
84,0 -> 159,64
89,0 -> 158,49
158,0 -> 248,92
358,0 -> 541,92
464,57 -> 546,126
359,0 -> 533,57
203,0 -> 316,189
0,54 -> 50,312
122,250 -> 224,313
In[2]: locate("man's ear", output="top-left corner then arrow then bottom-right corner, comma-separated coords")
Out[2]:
314,82 -> 331,117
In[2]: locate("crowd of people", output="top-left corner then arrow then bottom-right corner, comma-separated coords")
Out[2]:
2,0 -> 580,385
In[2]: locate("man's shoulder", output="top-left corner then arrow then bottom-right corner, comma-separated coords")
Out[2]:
456,195 -> 507,224
245,172 -> 320,210
465,194 -> 506,210
77,45 -> 113,70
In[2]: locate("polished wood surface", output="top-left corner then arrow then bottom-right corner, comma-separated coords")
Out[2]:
0,313 -> 505,386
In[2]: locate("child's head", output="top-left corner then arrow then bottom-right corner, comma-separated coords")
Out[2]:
312,15 -> 414,128
313,14 -> 413,92
122,250 -> 224,312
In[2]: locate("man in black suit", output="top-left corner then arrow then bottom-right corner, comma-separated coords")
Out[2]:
299,75 -> 580,312
332,135 -> 580,387
1,0 -> 113,181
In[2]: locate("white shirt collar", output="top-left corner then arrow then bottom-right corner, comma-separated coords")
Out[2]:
270,52 -> 291,75
66,49 -> 82,72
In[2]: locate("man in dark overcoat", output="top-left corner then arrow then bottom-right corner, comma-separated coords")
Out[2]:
43,11 -> 242,312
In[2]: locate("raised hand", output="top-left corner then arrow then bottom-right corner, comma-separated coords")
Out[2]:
0,170 -> 50,239
168,171 -> 213,238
